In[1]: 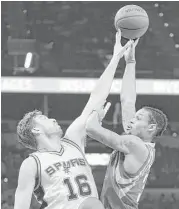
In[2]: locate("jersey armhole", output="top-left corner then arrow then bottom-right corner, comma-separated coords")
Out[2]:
62,137 -> 90,167
124,145 -> 154,178
30,154 -> 41,191
63,133 -> 86,151
62,137 -> 84,152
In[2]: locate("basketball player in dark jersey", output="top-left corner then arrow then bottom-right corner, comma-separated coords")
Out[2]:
14,31 -> 133,209
86,39 -> 168,209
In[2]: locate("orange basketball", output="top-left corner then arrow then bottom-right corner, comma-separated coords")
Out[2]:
114,5 -> 149,39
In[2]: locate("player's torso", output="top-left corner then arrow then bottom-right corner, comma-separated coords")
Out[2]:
101,143 -> 155,209
31,138 -> 98,209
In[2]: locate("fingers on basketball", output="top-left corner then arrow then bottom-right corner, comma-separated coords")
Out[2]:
116,30 -> 122,43
124,44 -> 131,56
134,38 -> 140,47
122,39 -> 133,54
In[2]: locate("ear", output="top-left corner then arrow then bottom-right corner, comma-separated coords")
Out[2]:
31,127 -> 42,135
148,124 -> 157,133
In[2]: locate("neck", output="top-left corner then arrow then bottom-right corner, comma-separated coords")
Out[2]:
38,134 -> 62,152
141,135 -> 152,143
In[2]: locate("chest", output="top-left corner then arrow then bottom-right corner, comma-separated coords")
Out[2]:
123,154 -> 144,174
36,147 -> 90,184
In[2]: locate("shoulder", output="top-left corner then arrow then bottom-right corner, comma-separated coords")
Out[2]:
17,156 -> 37,189
62,137 -> 85,154
122,135 -> 148,154
19,156 -> 37,175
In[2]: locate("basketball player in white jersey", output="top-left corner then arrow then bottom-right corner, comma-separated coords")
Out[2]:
14,31 -> 133,209
86,39 -> 168,209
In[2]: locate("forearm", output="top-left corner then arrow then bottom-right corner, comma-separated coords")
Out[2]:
86,120 -> 113,148
121,62 -> 136,103
86,123 -> 103,142
91,55 -> 120,101
86,113 -> 129,153
68,55 -> 121,145
81,35 -> 132,118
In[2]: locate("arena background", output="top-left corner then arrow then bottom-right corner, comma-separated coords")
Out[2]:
1,1 -> 179,209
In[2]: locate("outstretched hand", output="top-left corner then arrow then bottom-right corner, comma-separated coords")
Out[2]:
113,29 -> 134,58
124,38 -> 139,63
86,102 -> 111,128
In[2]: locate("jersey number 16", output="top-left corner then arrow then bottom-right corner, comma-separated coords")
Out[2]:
64,174 -> 92,200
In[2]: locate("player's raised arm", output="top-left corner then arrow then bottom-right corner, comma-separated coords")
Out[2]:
120,39 -> 139,133
65,31 -> 133,148
14,157 -> 36,209
86,110 -> 147,156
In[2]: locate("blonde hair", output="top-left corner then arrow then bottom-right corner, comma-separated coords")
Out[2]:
17,110 -> 42,150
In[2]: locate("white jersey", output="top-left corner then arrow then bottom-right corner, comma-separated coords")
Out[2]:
30,138 -> 98,209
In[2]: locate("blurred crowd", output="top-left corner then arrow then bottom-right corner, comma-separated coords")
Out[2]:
148,143 -> 179,188
2,2 -> 179,78
139,192 -> 179,209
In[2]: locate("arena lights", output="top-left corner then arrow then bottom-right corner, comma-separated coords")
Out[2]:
164,23 -> 169,27
22,6 -> 31,37
24,52 -> 33,68
1,77 -> 179,95
172,133 -> 178,137
3,178 -> 8,183
169,33 -> 174,38
158,12 -> 163,17
154,3 -> 159,8
154,2 -> 179,49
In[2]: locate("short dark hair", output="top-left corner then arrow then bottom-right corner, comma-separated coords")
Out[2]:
143,106 -> 168,136
17,110 -> 42,150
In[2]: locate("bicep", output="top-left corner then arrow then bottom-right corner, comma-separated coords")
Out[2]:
86,126 -> 130,153
14,158 -> 36,209
121,101 -> 136,133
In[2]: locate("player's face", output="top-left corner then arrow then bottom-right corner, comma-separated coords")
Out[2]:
127,109 -> 151,138
34,114 -> 63,137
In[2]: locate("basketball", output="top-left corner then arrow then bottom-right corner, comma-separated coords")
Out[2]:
114,5 -> 149,39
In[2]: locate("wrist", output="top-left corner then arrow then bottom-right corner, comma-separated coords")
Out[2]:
112,53 -> 122,60
126,60 -> 136,64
